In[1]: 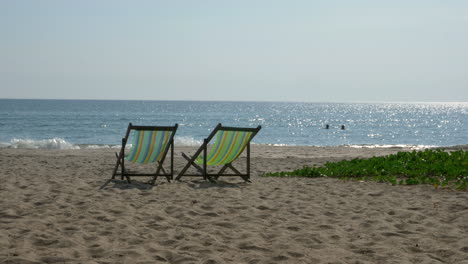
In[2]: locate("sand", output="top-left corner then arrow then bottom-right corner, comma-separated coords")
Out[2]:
1,146 -> 467,264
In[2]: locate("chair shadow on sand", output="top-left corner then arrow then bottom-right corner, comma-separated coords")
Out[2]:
99,178 -> 248,191
184,179 -> 249,190
99,179 -> 159,191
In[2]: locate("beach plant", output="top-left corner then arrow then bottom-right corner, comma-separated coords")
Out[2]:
263,149 -> 468,190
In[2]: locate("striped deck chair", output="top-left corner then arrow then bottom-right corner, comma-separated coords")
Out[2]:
111,123 -> 178,185
176,123 -> 261,183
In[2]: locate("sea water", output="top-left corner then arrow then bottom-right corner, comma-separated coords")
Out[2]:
0,99 -> 466,149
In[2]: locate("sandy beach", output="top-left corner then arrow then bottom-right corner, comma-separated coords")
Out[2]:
1,145 -> 467,264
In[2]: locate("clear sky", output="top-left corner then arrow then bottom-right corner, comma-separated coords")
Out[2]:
1,0 -> 467,102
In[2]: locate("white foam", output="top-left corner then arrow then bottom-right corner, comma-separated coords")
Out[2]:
346,144 -> 437,150
174,136 -> 203,147
264,143 -> 290,147
0,136 -> 205,149
81,144 -> 126,149
80,144 -> 112,149
2,138 -> 80,150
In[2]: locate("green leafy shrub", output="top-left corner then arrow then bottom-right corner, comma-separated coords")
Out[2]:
263,149 -> 468,190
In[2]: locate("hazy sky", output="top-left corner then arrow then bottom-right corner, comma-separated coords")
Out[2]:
1,0 -> 467,102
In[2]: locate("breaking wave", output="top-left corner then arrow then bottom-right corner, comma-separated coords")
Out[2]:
0,136 -> 205,150
346,144 -> 437,150
1,138 -> 80,150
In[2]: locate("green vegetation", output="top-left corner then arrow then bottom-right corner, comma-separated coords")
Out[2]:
263,149 -> 468,190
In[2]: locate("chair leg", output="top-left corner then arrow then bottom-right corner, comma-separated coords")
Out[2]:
152,162 -> 161,185
227,164 -> 250,182
176,153 -> 203,180
176,153 -> 218,182
176,138 -> 211,181
190,154 -> 216,182
176,153 -> 194,181
149,176 -> 158,185
227,164 -> 241,174
160,167 -> 172,182
219,164 -> 251,182
185,157 -> 204,175
151,162 -> 171,185
112,152 -> 131,183
214,164 -> 230,180
112,152 -> 121,180
121,156 -> 125,181
243,176 -> 252,183
110,151 -> 132,184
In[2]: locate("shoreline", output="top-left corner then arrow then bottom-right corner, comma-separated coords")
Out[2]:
1,145 -> 467,263
1,141 -> 467,150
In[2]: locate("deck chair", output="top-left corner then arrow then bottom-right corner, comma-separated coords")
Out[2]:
175,123 -> 261,183
111,123 -> 178,185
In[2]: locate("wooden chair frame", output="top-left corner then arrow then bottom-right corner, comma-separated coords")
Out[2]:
111,123 -> 178,185
175,123 -> 261,183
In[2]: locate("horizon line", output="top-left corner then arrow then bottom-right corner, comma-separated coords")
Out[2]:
0,97 -> 467,104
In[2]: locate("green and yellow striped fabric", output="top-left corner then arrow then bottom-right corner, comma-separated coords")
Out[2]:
195,130 -> 253,166
125,130 -> 172,164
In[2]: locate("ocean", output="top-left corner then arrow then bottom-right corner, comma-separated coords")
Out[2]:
0,99 -> 466,149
